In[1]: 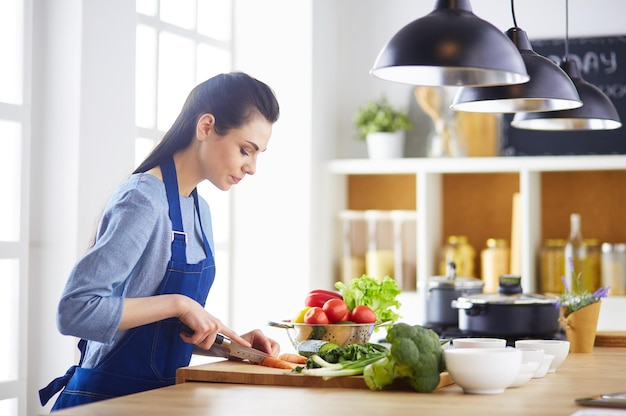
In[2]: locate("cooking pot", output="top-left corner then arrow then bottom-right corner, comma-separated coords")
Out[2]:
426,262 -> 484,327
451,275 -> 560,338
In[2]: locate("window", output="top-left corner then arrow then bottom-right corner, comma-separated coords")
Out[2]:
0,0 -> 28,414
135,0 -> 233,331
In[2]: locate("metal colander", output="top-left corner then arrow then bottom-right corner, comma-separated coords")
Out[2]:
268,321 -> 391,349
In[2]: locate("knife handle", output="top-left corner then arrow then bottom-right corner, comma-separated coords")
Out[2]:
180,323 -> 194,335
180,323 -> 228,346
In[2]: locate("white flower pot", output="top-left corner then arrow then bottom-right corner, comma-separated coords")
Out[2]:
366,131 -> 406,159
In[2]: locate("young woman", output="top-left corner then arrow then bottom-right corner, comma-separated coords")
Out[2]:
39,72 -> 281,411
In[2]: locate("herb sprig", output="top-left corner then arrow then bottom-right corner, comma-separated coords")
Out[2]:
556,257 -> 610,318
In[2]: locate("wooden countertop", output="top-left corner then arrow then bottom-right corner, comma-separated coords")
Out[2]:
52,347 -> 626,416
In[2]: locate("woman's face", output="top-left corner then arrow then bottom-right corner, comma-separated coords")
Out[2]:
197,113 -> 273,191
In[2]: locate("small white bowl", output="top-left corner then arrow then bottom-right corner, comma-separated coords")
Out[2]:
516,347 -> 545,366
452,338 -> 507,349
444,347 -> 522,394
532,354 -> 554,378
514,340 -> 570,373
509,361 -> 539,388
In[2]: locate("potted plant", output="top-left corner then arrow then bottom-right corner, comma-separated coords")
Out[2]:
556,257 -> 610,353
354,96 -> 413,159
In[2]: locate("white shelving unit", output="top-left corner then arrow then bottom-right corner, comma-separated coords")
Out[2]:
328,155 -> 626,329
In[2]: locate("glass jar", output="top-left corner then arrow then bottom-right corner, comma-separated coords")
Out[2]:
390,210 -> 417,291
601,243 -> 626,295
364,210 -> 395,281
338,210 -> 367,283
439,235 -> 476,278
539,239 -> 566,294
480,238 -> 510,294
583,238 -> 602,293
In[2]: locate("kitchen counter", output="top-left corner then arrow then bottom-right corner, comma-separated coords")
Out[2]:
51,347 -> 626,416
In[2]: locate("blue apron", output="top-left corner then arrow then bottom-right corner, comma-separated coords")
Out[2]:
39,157 -> 215,410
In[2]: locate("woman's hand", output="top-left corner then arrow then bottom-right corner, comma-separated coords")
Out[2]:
175,296 -> 252,350
120,294 -> 253,350
240,329 -> 281,356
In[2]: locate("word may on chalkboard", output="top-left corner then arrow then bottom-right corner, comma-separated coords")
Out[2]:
502,35 -> 626,156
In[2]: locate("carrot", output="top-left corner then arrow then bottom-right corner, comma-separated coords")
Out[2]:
260,356 -> 296,370
278,353 -> 308,365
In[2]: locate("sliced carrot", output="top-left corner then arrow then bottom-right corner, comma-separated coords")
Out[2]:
260,356 -> 296,370
278,353 -> 308,365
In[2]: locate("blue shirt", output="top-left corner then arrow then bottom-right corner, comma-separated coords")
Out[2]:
56,173 -> 214,368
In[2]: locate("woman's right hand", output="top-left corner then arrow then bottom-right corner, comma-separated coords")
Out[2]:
176,295 -> 252,350
120,294 -> 252,350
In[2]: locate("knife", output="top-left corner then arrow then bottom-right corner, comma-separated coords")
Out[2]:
214,333 -> 271,364
180,323 -> 270,363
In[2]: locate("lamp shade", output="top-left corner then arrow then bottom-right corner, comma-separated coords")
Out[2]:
511,59 -> 622,130
451,28 -> 582,113
370,0 -> 529,87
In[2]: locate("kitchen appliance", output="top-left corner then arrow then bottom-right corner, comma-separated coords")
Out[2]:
452,275 -> 560,338
425,262 -> 484,327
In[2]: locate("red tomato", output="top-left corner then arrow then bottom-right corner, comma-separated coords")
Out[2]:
351,305 -> 377,324
303,307 -> 330,324
322,298 -> 351,323
304,289 -> 343,308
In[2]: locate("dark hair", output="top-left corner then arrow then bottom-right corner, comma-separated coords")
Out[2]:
134,72 -> 280,174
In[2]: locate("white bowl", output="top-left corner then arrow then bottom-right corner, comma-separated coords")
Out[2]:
452,338 -> 507,349
516,347 -> 545,366
509,361 -> 539,388
514,340 -> 570,373
532,354 -> 554,378
444,347 -> 522,394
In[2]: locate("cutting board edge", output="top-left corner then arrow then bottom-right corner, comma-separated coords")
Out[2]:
176,361 -> 453,391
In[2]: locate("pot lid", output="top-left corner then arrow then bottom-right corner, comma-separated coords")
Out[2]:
428,275 -> 484,289
456,292 -> 558,305
428,261 -> 484,289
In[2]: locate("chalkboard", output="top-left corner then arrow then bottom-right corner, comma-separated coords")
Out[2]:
502,35 -> 626,156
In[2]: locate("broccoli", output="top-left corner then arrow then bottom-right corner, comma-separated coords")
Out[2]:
363,323 -> 446,393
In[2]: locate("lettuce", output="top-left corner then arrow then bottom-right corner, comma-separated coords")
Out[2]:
335,275 -> 402,323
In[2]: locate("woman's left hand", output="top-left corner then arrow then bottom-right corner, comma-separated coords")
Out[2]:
241,329 -> 280,356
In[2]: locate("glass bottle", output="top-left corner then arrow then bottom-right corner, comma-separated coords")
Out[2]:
564,213 -> 587,291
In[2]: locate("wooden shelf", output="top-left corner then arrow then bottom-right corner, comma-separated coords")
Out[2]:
328,155 -> 626,325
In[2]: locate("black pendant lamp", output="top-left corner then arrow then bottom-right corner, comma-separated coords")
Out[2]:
370,0 -> 529,87
511,0 -> 622,130
451,0 -> 582,113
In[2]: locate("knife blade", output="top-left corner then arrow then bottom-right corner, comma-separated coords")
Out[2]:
180,323 -> 270,363
214,333 -> 271,364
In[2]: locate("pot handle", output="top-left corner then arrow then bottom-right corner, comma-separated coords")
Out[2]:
267,321 -> 294,329
451,299 -> 473,310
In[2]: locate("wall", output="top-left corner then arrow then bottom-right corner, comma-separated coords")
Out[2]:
29,1 -> 135,413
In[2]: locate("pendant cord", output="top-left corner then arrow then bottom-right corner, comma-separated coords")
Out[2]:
510,0 -> 518,28
564,0 -> 570,59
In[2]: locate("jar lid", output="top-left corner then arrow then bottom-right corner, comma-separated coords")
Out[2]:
486,238 -> 508,248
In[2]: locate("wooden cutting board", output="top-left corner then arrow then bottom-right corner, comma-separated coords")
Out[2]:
176,360 -> 454,391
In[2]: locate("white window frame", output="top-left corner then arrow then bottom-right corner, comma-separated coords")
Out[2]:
0,0 -> 31,414
135,0 -> 235,337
